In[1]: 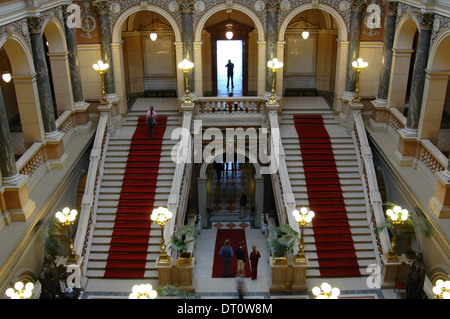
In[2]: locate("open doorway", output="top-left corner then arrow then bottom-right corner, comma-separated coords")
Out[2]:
217,40 -> 243,96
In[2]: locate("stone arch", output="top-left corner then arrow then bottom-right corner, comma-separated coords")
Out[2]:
42,16 -> 74,112
111,4 -> 182,110
194,3 -> 266,96
417,28 -> 450,140
0,32 -> 45,144
278,3 -> 348,109
388,15 -> 419,109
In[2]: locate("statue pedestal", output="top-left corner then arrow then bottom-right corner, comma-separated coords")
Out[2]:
381,254 -> 411,288
155,257 -> 173,287
291,258 -> 309,291
171,258 -> 195,292
269,257 -> 291,292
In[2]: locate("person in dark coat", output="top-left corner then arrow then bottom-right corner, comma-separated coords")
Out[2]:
225,59 -> 234,88
219,239 -> 234,278
250,245 -> 261,280
236,241 -> 246,274
406,252 -> 426,299
239,191 -> 247,218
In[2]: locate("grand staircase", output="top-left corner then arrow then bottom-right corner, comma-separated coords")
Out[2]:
85,109 -> 179,281
280,106 -> 377,278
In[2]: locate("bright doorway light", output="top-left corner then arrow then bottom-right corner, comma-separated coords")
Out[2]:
217,40 -> 242,90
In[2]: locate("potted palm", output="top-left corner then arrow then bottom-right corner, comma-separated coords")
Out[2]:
268,225 -> 299,264
376,203 -> 432,259
168,225 -> 198,264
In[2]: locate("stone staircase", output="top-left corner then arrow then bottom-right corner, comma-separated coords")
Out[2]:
279,107 -> 377,278
85,109 -> 179,281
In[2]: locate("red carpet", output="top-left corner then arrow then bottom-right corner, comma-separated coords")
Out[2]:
293,115 -> 361,277
104,116 -> 167,278
212,229 -> 251,278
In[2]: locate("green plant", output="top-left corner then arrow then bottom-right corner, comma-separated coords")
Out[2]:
35,217 -> 64,257
156,285 -> 196,299
268,225 -> 299,258
168,225 -> 198,257
376,202 -> 433,256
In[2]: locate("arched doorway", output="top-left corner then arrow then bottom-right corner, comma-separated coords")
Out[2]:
0,33 -> 44,147
198,149 -> 264,228
204,12 -> 254,96
419,28 -> 450,145
388,15 -> 419,111
194,3 -> 266,97
111,5 -> 183,112
278,3 -> 348,109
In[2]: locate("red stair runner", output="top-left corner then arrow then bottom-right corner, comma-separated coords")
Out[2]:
293,115 -> 361,277
103,116 -> 167,278
212,229 -> 251,278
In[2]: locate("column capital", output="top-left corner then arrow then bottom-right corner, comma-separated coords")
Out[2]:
27,16 -> 44,34
418,12 -> 434,31
93,1 -> 109,16
178,0 -> 194,14
386,2 -> 398,16
351,0 -> 367,12
266,0 -> 279,13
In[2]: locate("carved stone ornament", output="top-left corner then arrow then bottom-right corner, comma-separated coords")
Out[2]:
22,21 -> 29,37
339,1 -> 350,12
254,0 -> 265,12
433,16 -> 440,32
280,0 -> 291,12
110,2 -> 120,14
194,1 -> 205,13
27,16 -> 43,34
168,1 -> 179,12
80,11 -> 97,39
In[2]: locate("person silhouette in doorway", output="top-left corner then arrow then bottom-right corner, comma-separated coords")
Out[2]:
225,59 -> 234,89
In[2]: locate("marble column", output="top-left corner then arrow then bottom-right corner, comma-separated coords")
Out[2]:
93,1 -> 116,97
179,0 -> 195,93
375,1 -> 398,104
265,0 -> 278,93
0,88 -> 18,180
343,0 -> 365,98
63,4 -> 85,105
27,17 -> 57,135
404,13 -> 434,133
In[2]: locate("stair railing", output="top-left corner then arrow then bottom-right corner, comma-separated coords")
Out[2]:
165,111 -> 194,257
73,110 -> 111,276
352,109 -> 390,266
266,110 -> 300,238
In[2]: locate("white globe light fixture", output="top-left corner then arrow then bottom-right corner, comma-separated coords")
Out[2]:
150,207 -> 173,264
2,72 -> 11,83
302,30 -> 309,39
150,32 -> 157,41
55,207 -> 79,263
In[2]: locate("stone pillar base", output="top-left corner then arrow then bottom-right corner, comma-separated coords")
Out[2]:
394,129 -> 418,167
291,259 -> 309,291
270,258 -> 292,292
45,131 -> 68,170
381,254 -> 411,288
155,257 -> 173,287
371,99 -> 389,124
2,174 -> 35,221
429,171 -> 450,218
171,258 -> 195,292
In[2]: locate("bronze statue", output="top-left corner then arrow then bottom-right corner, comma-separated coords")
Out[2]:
406,252 -> 426,299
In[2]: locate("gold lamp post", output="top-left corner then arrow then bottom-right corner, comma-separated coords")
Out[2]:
150,207 -> 173,264
129,284 -> 158,299
385,205 -> 409,261
292,207 -> 315,264
178,58 -> 194,104
5,281 -> 34,299
55,207 -> 79,264
92,60 -> 110,105
267,58 -> 283,104
351,58 -> 368,103
312,282 -> 340,299
433,279 -> 450,299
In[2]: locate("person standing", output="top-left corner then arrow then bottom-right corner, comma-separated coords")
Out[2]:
219,239 -> 233,278
146,106 -> 157,138
225,59 -> 234,88
239,191 -> 247,219
249,245 -> 261,280
236,241 -> 246,274
236,268 -> 247,299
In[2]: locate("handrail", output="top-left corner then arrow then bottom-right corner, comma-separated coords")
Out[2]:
352,109 -> 390,264
267,109 -> 299,241
73,111 -> 110,264
165,111 -> 193,256
194,97 -> 266,115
